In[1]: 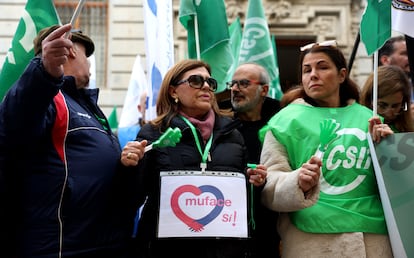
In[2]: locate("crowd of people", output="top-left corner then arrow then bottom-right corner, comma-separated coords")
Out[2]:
1,23 -> 412,258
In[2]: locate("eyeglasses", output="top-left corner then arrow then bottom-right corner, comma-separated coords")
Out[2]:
175,75 -> 218,92
300,40 -> 338,52
226,79 -> 264,90
377,102 -> 408,115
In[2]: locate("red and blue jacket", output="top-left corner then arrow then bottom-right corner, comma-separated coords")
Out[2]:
0,57 -> 131,257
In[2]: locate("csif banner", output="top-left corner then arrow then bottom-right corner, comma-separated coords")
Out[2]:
368,132 -> 414,258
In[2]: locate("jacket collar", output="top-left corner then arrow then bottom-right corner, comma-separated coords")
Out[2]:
61,76 -> 100,105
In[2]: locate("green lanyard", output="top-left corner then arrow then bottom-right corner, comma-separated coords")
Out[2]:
180,115 -> 213,172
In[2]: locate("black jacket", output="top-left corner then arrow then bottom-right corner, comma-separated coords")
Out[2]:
129,114 -> 249,258
233,96 -> 282,258
234,97 -> 281,163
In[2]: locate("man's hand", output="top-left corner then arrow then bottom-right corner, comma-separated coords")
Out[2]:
41,24 -> 73,78
121,140 -> 148,166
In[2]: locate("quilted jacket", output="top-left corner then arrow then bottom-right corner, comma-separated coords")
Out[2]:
128,115 -> 250,258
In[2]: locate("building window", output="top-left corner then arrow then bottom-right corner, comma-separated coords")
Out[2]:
54,0 -> 108,88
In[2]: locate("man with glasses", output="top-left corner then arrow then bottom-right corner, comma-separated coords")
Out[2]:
227,62 -> 281,258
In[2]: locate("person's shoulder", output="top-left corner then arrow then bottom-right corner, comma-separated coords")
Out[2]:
275,99 -> 308,114
137,123 -> 159,141
215,115 -> 244,137
214,114 -> 231,128
264,96 -> 281,107
262,97 -> 281,119
350,102 -> 372,115
265,100 -> 308,126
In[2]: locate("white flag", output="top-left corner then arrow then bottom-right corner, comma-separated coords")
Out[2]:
88,54 -> 96,89
119,54 -> 147,128
143,0 -> 174,121
392,0 -> 414,38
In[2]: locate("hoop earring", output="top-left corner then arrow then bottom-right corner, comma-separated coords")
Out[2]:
403,102 -> 408,112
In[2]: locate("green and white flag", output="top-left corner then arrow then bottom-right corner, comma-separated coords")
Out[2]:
392,0 -> 414,38
360,0 -> 392,56
225,17 -> 243,86
108,106 -> 118,131
271,34 -> 282,97
0,0 -> 60,101
239,0 -> 283,100
179,0 -> 233,93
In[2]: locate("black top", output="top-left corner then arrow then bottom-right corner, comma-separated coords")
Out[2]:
234,97 -> 282,258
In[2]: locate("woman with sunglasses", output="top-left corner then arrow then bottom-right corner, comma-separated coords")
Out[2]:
259,42 -> 394,257
120,59 -> 259,258
361,65 -> 414,132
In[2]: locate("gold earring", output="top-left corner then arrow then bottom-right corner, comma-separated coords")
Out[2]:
175,98 -> 179,103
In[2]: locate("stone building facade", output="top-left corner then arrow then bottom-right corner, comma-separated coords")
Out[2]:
0,0 -> 373,116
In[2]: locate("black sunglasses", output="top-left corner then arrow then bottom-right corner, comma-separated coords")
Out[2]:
226,79 -> 264,90
175,75 -> 218,92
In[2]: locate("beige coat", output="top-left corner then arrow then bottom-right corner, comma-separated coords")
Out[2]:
260,100 -> 393,258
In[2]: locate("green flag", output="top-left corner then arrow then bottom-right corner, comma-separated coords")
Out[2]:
0,0 -> 60,101
229,17 -> 242,62
225,17 -> 243,85
179,0 -> 233,93
239,0 -> 283,100
270,34 -> 282,98
360,0 -> 392,56
108,106 -> 118,131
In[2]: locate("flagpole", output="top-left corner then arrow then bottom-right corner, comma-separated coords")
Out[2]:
348,31 -> 360,73
405,35 -> 414,105
193,15 -> 201,60
65,0 -> 87,38
405,35 -> 414,84
373,51 -> 379,117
